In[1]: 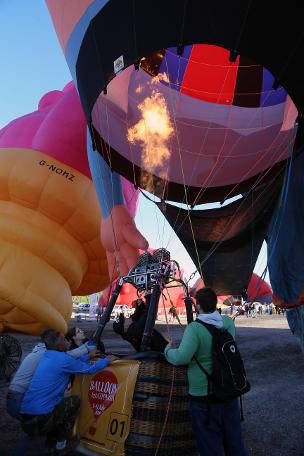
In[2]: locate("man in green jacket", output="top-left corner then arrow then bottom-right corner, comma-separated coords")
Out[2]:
164,287 -> 247,456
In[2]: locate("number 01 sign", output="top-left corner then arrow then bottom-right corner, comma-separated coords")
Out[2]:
73,360 -> 139,456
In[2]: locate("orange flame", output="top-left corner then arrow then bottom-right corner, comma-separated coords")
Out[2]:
151,72 -> 170,84
127,90 -> 173,180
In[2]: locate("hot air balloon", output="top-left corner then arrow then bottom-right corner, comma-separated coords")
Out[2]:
45,2 -> 304,454
247,273 -> 272,304
45,0 -> 303,294
192,273 -> 272,305
0,82 -> 138,335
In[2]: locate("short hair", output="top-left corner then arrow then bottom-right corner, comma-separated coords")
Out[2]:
66,327 -> 76,341
195,288 -> 217,313
41,329 -> 61,349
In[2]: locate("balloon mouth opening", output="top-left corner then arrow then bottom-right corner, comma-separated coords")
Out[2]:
109,43 -> 292,106
91,43 -> 298,204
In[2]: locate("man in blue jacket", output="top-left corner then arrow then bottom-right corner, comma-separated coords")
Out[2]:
7,331 -> 94,421
20,329 -> 112,453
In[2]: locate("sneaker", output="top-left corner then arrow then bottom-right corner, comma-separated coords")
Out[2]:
56,440 -> 67,450
54,436 -> 79,455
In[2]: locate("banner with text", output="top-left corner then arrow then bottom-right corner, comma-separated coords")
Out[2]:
73,360 -> 139,456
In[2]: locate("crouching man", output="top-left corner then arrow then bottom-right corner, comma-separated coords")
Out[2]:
20,329 -> 112,453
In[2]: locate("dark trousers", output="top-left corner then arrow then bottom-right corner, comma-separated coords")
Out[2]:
7,391 -> 41,455
6,391 -> 24,420
22,395 -> 80,441
189,398 -> 247,456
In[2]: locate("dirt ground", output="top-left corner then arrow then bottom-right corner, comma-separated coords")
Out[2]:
1,314 -> 304,456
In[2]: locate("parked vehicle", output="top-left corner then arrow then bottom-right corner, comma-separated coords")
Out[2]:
110,305 -> 132,319
78,303 -> 90,312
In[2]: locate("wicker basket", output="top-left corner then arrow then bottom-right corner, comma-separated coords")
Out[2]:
125,357 -> 196,456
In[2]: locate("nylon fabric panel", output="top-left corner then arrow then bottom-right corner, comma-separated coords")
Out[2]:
232,56 -> 263,107
181,45 -> 239,104
70,0 -> 304,123
46,0 -> 96,52
157,179 -> 281,295
268,149 -> 304,306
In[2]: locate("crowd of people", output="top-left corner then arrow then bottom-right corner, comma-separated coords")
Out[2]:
229,302 -> 285,318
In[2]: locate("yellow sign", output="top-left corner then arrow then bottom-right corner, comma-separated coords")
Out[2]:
73,360 -> 139,456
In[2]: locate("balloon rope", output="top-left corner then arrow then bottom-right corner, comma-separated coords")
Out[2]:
92,91 -> 121,276
267,141 -> 295,263
164,287 -> 183,327
187,157 -> 288,278
250,190 -> 255,272
219,127 -> 296,204
172,124 -> 296,269
197,166 -> 286,269
191,72 -> 297,207
104,103 -> 121,275
191,110 -> 292,207
154,364 -> 175,456
231,0 -> 254,59
178,56 -> 244,207
162,56 -> 203,278
250,267 -> 267,302
161,291 -> 171,340
155,289 -> 185,455
163,53 -> 236,249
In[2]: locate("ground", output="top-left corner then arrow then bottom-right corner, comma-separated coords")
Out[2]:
1,314 -> 304,455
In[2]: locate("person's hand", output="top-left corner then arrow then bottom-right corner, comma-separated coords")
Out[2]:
231,311 -> 238,320
88,349 -> 101,358
107,355 -> 119,363
101,205 -> 149,278
183,296 -> 194,306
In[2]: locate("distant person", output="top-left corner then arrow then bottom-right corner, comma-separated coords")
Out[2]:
96,305 -> 103,322
20,329 -> 112,453
241,288 -> 249,303
168,306 -> 178,322
218,306 -> 222,315
165,288 -> 247,456
244,303 -> 249,318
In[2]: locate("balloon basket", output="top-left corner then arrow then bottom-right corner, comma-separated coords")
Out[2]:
125,354 -> 196,456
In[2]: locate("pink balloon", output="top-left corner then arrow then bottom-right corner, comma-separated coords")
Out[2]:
0,82 -> 138,213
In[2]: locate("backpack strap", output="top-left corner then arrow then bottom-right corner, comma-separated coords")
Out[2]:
194,318 -> 219,335
193,355 -> 211,378
193,320 -> 215,384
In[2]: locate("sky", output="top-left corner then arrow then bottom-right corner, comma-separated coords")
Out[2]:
0,1 -> 268,286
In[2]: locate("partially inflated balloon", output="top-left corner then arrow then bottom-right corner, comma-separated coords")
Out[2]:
192,273 -> 272,304
0,83 -> 138,335
46,1 -> 299,203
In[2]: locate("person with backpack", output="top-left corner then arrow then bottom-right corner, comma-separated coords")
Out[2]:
164,287 -> 248,456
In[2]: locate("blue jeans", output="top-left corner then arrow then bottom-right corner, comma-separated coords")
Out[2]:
189,398 -> 247,456
6,391 -> 24,420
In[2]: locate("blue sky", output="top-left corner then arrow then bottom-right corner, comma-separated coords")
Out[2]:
0,1 -> 268,284
0,1 -> 70,128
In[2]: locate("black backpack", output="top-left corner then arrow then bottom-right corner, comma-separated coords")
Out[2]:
194,320 -> 250,401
